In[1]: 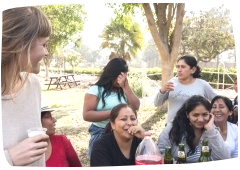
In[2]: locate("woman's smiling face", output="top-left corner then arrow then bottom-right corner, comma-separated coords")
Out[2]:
111,107 -> 137,140
211,98 -> 232,123
41,111 -> 57,136
188,104 -> 210,130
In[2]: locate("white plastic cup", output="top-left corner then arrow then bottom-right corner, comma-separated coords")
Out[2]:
27,127 -> 47,137
168,79 -> 177,90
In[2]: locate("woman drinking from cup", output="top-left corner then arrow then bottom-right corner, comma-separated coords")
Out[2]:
154,55 -> 217,125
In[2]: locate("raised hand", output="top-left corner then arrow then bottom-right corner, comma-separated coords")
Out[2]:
8,134 -> 49,166
117,72 -> 128,88
160,80 -> 175,94
204,113 -> 215,131
127,125 -> 145,139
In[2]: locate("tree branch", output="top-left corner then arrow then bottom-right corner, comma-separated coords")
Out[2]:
166,3 -> 173,33
157,3 -> 168,43
171,3 -> 185,63
142,3 -> 169,58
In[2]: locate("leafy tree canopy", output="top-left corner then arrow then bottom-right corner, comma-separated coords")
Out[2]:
99,14 -> 144,61
180,5 -> 235,62
37,4 -> 87,61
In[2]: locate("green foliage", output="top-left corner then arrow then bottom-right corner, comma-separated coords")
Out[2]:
76,45 -> 102,63
107,3 -> 142,16
128,70 -> 143,97
41,66 -> 237,89
181,5 -> 235,62
36,4 -> 87,64
99,14 -> 144,61
142,39 -> 160,66
65,50 -> 81,73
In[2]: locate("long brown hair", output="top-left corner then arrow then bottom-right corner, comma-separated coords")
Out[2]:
1,6 -> 51,96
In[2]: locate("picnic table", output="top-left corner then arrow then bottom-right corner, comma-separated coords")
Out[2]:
45,74 -> 79,90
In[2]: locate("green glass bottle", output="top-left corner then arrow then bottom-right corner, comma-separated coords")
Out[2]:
176,143 -> 186,164
198,139 -> 212,162
164,146 -> 173,164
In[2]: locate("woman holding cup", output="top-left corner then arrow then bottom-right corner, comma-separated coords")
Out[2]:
2,7 -> 51,166
154,55 -> 217,125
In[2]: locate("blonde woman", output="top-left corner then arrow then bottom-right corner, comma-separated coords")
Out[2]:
2,7 -> 51,166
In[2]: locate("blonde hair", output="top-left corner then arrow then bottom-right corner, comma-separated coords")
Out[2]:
1,6 -> 51,95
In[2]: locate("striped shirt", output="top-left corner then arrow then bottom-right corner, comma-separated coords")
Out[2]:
186,146 -> 201,163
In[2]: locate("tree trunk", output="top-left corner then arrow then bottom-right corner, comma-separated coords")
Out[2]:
142,3 -> 185,85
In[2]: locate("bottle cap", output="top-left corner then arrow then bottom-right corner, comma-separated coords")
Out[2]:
144,131 -> 152,136
165,146 -> 171,150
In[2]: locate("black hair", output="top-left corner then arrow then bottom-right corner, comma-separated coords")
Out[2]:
211,95 -> 234,123
104,103 -> 137,134
41,111 -> 50,119
169,95 -> 211,155
94,58 -> 129,108
177,55 -> 201,78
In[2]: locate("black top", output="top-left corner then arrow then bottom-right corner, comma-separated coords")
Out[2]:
233,95 -> 238,124
90,132 -> 142,166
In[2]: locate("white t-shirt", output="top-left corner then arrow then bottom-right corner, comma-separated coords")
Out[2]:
154,77 -> 217,124
224,122 -> 238,158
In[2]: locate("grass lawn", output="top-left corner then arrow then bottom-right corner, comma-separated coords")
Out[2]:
39,74 -> 236,167
40,77 -> 166,167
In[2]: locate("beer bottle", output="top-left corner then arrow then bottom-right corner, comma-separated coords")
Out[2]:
176,143 -> 186,164
164,146 -> 173,164
198,139 -> 212,162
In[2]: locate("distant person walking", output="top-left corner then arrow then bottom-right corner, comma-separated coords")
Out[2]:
154,55 -> 217,125
82,58 -> 140,158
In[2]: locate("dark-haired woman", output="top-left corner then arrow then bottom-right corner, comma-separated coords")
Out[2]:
40,103 -> 82,167
90,104 -> 145,166
233,77 -> 238,125
154,55 -> 217,125
157,95 -> 231,163
82,58 -> 140,158
211,95 -> 238,158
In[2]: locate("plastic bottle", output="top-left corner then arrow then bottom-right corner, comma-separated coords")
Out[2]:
135,132 -> 162,165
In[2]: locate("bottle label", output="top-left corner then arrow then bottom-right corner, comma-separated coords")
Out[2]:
177,151 -> 185,158
202,146 -> 209,152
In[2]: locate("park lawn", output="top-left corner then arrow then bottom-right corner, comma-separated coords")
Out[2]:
39,74 -> 236,166
41,84 -> 166,167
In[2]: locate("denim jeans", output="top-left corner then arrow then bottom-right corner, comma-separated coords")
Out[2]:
87,123 -> 104,158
